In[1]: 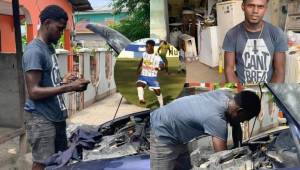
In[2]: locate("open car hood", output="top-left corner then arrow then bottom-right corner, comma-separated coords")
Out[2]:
266,83 -> 300,156
86,23 -> 131,54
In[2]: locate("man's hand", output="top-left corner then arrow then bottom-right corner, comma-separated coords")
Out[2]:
137,67 -> 142,76
67,79 -> 90,92
212,137 -> 227,152
25,70 -> 89,100
137,59 -> 143,76
158,63 -> 165,71
62,72 -> 78,84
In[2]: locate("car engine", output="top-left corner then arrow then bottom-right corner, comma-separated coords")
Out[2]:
190,128 -> 299,170
81,115 -> 150,161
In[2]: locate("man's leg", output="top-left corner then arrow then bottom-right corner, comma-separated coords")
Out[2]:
161,54 -> 169,74
54,121 -> 68,153
150,132 -> 179,170
154,89 -> 163,107
25,112 -> 56,170
175,145 -> 192,170
165,59 -> 169,73
136,81 -> 146,104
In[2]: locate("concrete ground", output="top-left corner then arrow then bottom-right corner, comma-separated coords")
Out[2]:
69,93 -> 147,125
186,61 -> 226,83
0,93 -> 146,170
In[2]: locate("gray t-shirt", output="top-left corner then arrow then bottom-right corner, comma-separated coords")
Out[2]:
150,90 -> 231,145
22,39 -> 67,122
222,21 -> 288,83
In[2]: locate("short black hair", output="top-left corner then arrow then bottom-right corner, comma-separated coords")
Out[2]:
39,5 -> 68,24
146,40 -> 155,46
243,0 -> 269,3
234,90 -> 261,120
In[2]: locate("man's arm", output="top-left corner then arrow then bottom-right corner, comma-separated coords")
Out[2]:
232,123 -> 243,148
212,137 -> 227,152
25,70 -> 89,100
224,51 -> 240,83
62,72 -> 78,84
270,52 -> 286,83
157,46 -> 161,54
137,58 -> 143,75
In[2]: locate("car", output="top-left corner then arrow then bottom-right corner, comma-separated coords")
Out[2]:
55,83 -> 299,170
51,25 -> 300,170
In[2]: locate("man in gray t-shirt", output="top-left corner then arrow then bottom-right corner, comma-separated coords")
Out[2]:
223,0 -> 288,83
22,5 -> 90,170
150,90 -> 261,170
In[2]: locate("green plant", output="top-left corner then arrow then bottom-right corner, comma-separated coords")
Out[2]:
55,33 -> 65,49
109,0 -> 150,41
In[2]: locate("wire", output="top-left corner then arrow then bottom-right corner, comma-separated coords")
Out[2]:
249,83 -> 263,139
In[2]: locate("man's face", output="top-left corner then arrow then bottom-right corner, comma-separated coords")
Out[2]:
146,44 -> 154,54
229,108 -> 249,123
45,18 -> 67,45
242,0 -> 268,24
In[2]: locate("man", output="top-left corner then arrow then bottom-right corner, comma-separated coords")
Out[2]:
150,90 -> 261,170
136,40 -> 164,107
157,40 -> 171,74
223,0 -> 288,83
22,5 -> 90,170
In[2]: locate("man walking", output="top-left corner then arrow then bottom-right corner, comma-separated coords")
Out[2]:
23,5 -> 90,170
158,40 -> 171,74
223,0 -> 288,83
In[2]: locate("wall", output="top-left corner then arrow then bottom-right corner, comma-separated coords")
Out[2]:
0,15 -> 15,53
74,34 -> 106,49
96,49 -> 116,101
0,53 -> 23,128
1,0 -> 74,54
264,0 -> 289,30
78,49 -> 116,107
150,0 -> 169,40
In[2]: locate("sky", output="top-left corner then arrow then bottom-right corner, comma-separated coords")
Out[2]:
89,0 -> 111,8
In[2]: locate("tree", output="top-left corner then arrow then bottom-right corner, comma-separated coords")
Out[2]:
110,0 -> 150,41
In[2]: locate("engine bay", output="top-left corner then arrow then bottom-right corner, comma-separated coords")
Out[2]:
67,112 -> 299,169
190,128 -> 299,170
80,114 -> 151,161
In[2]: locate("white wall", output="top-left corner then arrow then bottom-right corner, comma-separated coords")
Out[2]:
150,0 -> 169,40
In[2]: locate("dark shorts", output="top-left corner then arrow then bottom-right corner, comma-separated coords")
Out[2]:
25,112 -> 68,163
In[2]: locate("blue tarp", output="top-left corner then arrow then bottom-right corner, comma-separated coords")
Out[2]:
44,127 -> 103,169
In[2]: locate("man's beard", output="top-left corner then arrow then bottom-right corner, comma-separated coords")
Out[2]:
49,38 -> 59,45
